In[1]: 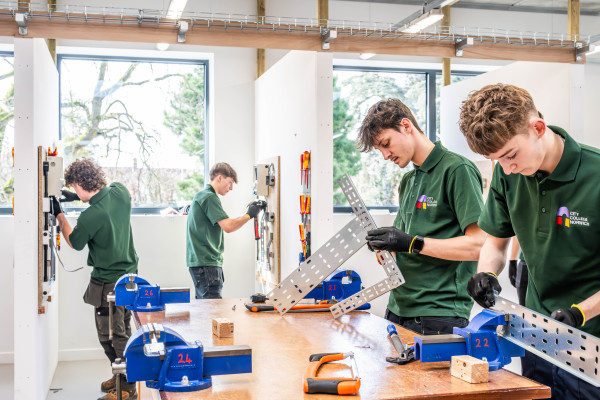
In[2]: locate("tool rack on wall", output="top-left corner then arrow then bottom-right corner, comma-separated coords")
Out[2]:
254,156 -> 280,293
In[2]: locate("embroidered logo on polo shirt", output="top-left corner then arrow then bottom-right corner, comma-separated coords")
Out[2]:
416,194 -> 437,209
556,206 -> 589,227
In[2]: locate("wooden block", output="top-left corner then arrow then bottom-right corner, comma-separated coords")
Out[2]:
212,318 -> 234,338
451,355 -> 489,384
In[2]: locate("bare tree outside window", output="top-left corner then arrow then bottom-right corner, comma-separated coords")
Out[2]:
60,57 -> 207,209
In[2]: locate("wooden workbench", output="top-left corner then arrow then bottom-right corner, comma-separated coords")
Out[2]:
133,299 -> 550,400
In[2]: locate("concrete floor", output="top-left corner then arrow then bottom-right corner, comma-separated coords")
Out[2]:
47,359 -> 113,400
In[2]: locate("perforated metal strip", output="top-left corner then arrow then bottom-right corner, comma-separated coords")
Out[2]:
266,217 -> 367,315
329,175 -> 404,319
494,297 -> 600,387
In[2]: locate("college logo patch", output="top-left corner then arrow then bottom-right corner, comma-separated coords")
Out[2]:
416,194 -> 438,209
556,206 -> 590,227
556,207 -> 570,227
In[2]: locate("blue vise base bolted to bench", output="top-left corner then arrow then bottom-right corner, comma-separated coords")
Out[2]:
124,323 -> 252,392
413,309 -> 524,370
113,273 -> 190,312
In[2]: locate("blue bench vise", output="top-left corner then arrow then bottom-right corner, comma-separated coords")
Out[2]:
412,309 -> 524,370
306,270 -> 371,310
117,323 -> 252,392
111,273 -> 190,312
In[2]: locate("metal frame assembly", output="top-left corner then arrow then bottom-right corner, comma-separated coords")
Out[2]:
266,174 -> 404,318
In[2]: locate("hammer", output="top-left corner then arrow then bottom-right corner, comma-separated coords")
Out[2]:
386,324 -> 415,365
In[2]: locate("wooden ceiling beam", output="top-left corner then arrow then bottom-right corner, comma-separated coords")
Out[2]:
0,16 -> 580,64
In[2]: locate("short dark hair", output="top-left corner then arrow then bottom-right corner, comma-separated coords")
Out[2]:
460,84 -> 541,155
357,98 -> 424,152
209,162 -> 238,183
64,159 -> 107,192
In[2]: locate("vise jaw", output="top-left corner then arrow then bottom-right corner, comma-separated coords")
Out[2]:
413,309 -> 524,370
111,273 -> 190,312
124,323 -> 252,392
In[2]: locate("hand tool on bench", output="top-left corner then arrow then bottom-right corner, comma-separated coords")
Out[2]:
106,273 -> 190,339
245,299 -> 337,313
412,296 -> 600,387
303,352 -> 360,395
111,323 -> 251,399
386,324 -> 415,365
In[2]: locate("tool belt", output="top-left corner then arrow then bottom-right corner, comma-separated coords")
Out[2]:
83,277 -> 105,307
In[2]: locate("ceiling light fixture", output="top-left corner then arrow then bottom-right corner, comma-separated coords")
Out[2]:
359,53 -> 376,60
400,8 -> 443,34
167,0 -> 188,19
156,43 -> 170,51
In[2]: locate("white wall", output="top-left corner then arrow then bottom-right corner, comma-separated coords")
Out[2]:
255,51 -> 333,278
0,216 -> 14,363
584,63 -> 600,148
440,61 -> 585,159
13,38 -> 59,400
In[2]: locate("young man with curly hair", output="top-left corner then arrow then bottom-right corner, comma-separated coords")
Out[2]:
460,83 -> 600,399
186,162 -> 263,299
53,158 -> 138,400
357,99 -> 486,335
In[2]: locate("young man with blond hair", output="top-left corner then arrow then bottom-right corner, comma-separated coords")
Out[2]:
357,98 -> 486,335
186,162 -> 263,299
460,83 -> 600,399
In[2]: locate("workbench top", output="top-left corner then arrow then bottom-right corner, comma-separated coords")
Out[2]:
133,298 -> 550,400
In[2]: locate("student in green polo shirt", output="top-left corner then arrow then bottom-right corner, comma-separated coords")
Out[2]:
53,158 -> 137,400
460,83 -> 600,399
187,162 -> 263,299
357,98 -> 486,335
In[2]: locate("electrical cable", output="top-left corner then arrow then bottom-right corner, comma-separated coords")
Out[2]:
52,210 -> 83,273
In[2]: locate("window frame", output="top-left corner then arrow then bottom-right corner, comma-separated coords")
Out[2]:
332,65 -> 480,214
57,53 -> 210,215
0,51 -> 15,215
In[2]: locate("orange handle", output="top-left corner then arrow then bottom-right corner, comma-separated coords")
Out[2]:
305,196 -> 311,214
299,225 -> 305,241
300,195 -> 305,214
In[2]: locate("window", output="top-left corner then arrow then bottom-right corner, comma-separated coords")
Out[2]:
59,55 -> 208,212
333,66 -> 478,211
0,53 -> 14,212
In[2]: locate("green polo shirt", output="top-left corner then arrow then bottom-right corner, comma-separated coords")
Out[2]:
186,185 -> 230,267
69,182 -> 138,283
479,126 -> 600,336
389,142 -> 483,319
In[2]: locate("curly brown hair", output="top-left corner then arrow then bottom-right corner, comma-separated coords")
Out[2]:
64,159 -> 107,192
209,162 -> 238,183
357,98 -> 424,152
459,84 -> 541,155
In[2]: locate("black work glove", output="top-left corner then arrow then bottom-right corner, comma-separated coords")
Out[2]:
508,260 -> 518,288
467,272 -> 502,308
50,196 -> 63,218
551,306 -> 584,328
365,227 -> 414,253
245,201 -> 264,219
60,189 -> 80,202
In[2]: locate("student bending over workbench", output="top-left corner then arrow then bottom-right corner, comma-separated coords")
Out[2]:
357,98 -> 486,335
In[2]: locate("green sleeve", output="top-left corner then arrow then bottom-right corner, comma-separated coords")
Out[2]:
478,164 -> 515,238
393,174 -> 409,231
201,194 -> 229,225
69,219 -> 93,251
447,164 -> 484,232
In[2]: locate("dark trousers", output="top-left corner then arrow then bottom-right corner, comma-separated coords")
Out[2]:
522,351 -> 600,399
95,282 -> 135,390
515,260 -> 528,306
189,266 -> 224,299
384,308 -> 469,335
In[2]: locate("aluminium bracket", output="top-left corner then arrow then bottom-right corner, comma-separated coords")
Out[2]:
321,29 -> 337,50
15,13 -> 28,35
575,43 -> 590,63
455,37 -> 473,57
266,174 -> 404,318
178,21 -> 189,43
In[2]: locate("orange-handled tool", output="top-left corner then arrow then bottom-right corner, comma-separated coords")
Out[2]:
299,224 -> 305,241
305,196 -> 311,214
303,352 -> 360,395
300,195 -> 305,214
